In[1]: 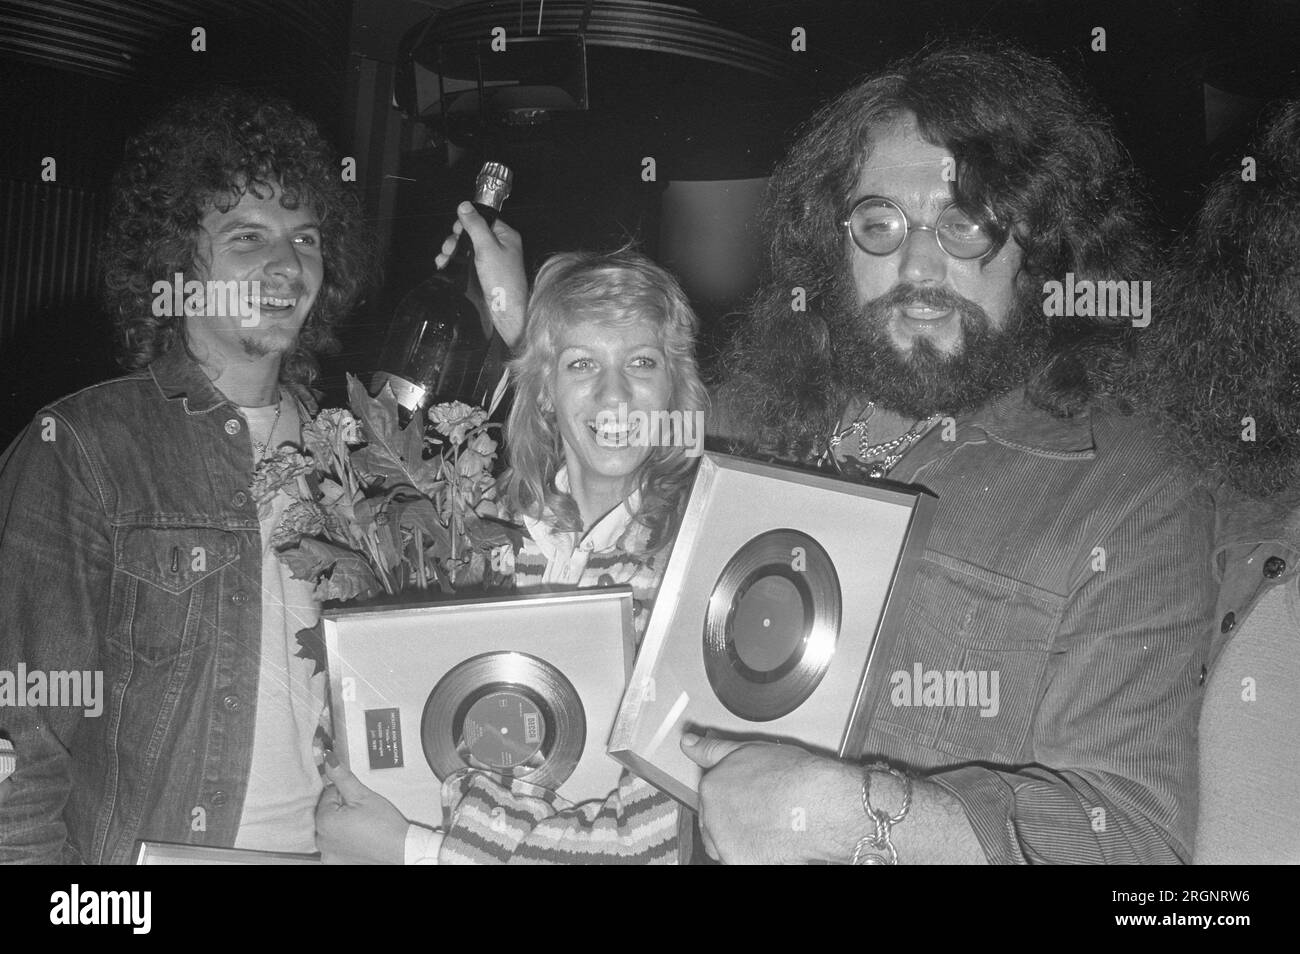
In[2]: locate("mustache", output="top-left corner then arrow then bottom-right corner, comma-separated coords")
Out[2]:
868,282 -> 983,315
854,283 -> 996,345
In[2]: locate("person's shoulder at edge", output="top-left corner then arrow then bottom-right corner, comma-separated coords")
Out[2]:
1211,481 -> 1300,550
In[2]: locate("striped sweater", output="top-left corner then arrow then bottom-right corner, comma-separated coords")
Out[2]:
428,477 -> 688,864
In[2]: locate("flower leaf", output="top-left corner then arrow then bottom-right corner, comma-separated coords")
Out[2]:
470,513 -> 526,551
277,536 -> 384,603
294,620 -> 328,677
346,374 -> 440,497
391,494 -> 453,552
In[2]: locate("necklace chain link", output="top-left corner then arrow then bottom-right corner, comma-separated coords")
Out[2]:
827,401 -> 939,478
249,395 -> 284,462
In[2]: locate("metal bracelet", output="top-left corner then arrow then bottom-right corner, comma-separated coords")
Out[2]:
851,830 -> 898,865
863,762 -> 912,824
851,762 -> 913,865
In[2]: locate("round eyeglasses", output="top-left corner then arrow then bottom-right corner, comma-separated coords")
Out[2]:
842,195 -> 998,260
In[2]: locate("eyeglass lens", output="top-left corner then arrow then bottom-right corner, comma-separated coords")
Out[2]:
848,198 -> 993,258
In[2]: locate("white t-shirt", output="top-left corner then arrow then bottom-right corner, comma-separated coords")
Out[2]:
233,392 -> 328,853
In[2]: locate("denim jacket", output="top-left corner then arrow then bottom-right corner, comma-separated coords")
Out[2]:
0,346 -> 314,864
856,391 -> 1216,864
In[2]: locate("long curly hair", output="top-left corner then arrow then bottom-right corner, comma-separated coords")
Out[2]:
101,86 -> 372,385
1108,99 -> 1300,500
717,38 -> 1154,458
504,249 -> 708,554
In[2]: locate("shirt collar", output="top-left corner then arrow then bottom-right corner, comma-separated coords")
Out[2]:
523,466 -> 641,559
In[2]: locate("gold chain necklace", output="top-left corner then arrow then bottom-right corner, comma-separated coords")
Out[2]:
827,401 -> 939,478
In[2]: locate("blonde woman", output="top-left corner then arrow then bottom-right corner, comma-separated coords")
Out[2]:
317,247 -> 707,864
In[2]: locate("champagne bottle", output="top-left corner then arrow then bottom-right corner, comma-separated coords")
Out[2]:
375,162 -> 513,428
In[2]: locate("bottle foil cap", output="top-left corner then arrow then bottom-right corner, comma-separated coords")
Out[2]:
473,162 -> 513,210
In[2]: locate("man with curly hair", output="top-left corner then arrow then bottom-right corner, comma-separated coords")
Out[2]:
0,87 -> 373,863
682,41 -> 1216,864
1112,100 -> 1300,863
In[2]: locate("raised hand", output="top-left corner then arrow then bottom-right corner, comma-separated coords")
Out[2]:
436,201 -> 527,351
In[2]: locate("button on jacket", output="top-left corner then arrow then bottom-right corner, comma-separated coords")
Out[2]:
1207,488 -> 1299,668
1196,487 -> 1300,862
0,346 -> 315,864
856,390 -> 1216,864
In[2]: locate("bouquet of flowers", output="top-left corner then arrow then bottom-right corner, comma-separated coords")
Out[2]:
251,374 -> 518,603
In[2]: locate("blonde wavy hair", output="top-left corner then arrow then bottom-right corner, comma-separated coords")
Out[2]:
504,248 -> 707,554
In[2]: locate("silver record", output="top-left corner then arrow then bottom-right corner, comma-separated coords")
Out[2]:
421,651 -> 587,790
703,529 -> 842,721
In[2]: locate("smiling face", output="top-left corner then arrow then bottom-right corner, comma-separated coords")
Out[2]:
848,116 -> 1024,358
549,315 -> 673,515
184,183 -> 323,370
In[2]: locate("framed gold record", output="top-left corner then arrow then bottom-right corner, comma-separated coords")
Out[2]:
703,529 -> 842,722
324,588 -> 634,828
608,452 -> 935,808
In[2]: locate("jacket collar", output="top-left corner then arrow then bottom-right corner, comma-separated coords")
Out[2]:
1213,484 -> 1300,552
149,344 -> 232,414
963,387 -> 1096,456
149,344 -> 320,417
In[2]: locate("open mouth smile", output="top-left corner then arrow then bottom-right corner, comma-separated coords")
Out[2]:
588,417 -> 644,448
252,295 -> 298,313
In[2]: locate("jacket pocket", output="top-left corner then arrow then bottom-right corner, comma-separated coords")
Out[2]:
870,552 -> 1062,765
110,525 -> 240,666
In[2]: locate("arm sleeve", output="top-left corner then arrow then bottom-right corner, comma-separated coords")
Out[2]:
438,767 -> 681,865
0,413 -> 114,864
928,480 -> 1215,864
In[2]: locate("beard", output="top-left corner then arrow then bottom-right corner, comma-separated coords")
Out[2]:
239,325 -> 298,360
824,274 -> 1050,419
240,336 -> 276,359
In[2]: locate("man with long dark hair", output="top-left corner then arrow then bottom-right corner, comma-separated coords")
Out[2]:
0,87 -> 372,863
684,41 -> 1216,864
1114,100 -> 1300,864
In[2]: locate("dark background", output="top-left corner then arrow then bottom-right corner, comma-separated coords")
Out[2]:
2,0 -> 1298,446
